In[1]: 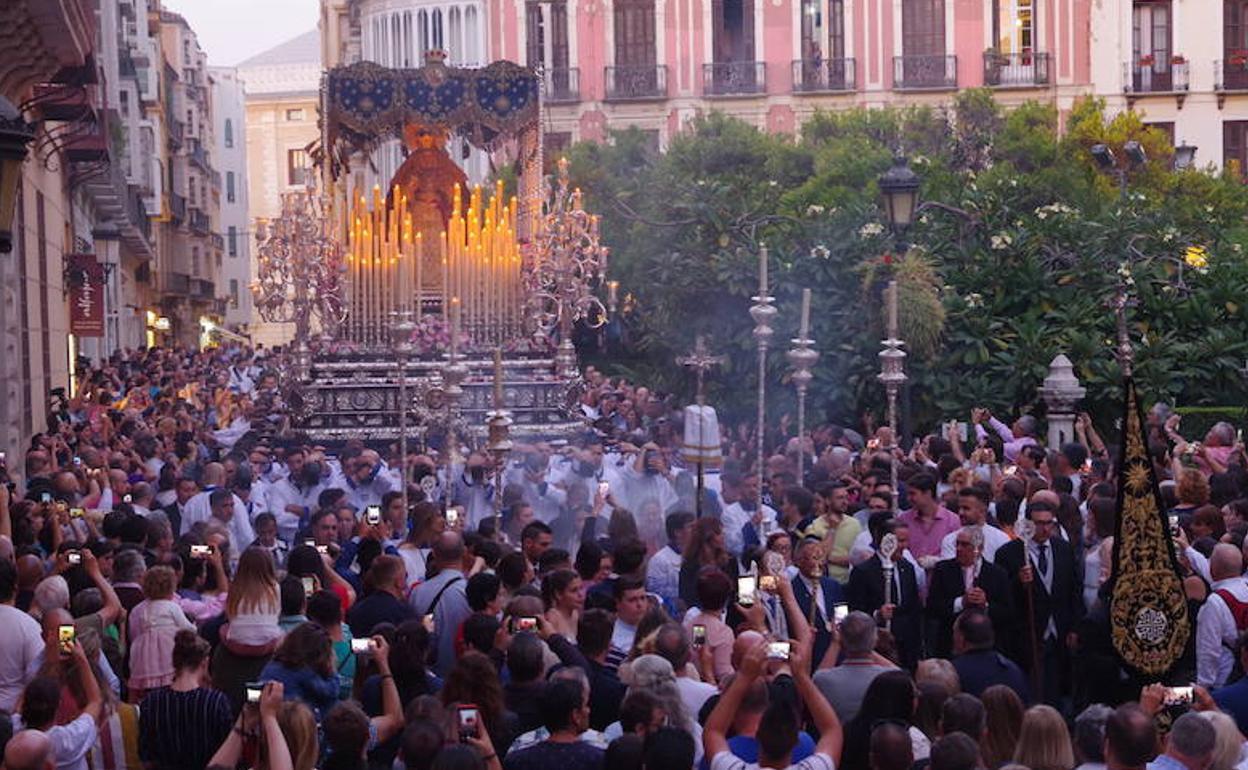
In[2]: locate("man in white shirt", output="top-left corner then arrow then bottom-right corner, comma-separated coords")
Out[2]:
939,486 -> 1009,563
265,449 -> 324,543
719,471 -> 778,559
341,450 -> 397,514
1196,543 -> 1248,688
606,578 -> 649,671
16,641 -> 101,770
646,512 -> 694,607
0,560 -> 43,712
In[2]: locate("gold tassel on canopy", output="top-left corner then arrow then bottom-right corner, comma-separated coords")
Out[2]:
1108,378 -> 1191,677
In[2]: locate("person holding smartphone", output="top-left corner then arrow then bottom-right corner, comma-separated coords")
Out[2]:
681,567 -> 737,684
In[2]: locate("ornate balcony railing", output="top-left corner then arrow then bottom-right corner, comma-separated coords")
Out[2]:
702,61 -> 767,96
1123,60 -> 1189,93
1215,58 -> 1248,92
604,65 -> 667,101
983,52 -> 1051,87
791,58 -> 856,92
893,55 -> 957,90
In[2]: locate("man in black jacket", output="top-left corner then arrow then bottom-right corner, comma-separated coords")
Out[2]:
950,609 -> 1030,702
926,526 -> 1015,658
847,519 -> 923,669
994,498 -> 1084,705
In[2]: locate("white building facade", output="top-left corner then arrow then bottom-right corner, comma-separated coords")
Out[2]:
211,66 -> 253,330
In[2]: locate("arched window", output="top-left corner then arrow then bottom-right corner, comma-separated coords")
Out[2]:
449,7 -> 462,64
418,10 -> 430,54
224,118 -> 233,147
433,8 -> 444,49
465,6 -> 479,64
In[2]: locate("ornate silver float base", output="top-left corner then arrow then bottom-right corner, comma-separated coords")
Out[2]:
290,352 -> 587,446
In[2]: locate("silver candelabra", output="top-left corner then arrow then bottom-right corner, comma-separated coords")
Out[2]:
749,244 -> 778,510
786,288 -> 819,483
390,309 -> 417,515
878,280 -> 907,510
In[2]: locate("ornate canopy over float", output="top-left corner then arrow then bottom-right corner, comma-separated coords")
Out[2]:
253,52 -> 610,448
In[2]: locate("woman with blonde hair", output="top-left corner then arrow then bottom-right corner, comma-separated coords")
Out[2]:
980,685 -> 1024,769
128,565 -> 195,698
223,545 -> 282,653
208,682 -> 319,770
1013,704 -> 1075,770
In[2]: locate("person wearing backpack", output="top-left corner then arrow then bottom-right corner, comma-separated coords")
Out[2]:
1196,543 -> 1248,688
409,531 -> 470,676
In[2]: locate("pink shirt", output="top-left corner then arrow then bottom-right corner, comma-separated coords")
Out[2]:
683,608 -> 734,684
898,506 -> 961,561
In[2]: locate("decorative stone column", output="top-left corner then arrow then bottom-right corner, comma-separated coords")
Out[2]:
1039,354 -> 1086,449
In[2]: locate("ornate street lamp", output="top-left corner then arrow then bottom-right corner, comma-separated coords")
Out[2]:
878,155 -> 921,233
786,288 -> 818,484
1174,142 -> 1198,170
0,98 -> 35,254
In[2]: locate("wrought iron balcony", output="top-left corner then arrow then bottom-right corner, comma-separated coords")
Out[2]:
192,279 -> 215,300
166,271 -> 192,296
893,55 -> 957,90
983,52 -> 1051,87
791,58 -> 856,92
1216,57 -> 1248,92
187,139 -> 210,171
702,61 -> 767,96
543,68 -> 580,103
170,193 -> 186,223
604,65 -> 667,101
189,207 -> 210,235
1123,60 -> 1189,93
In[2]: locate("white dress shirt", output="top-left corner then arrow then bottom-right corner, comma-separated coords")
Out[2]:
1197,576 -> 1248,688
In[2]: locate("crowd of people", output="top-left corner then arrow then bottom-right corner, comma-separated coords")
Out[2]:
0,344 -> 1247,770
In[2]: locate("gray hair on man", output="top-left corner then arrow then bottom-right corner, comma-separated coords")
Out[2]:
1167,711 -> 1217,767
1073,704 -> 1113,764
840,610 -> 878,656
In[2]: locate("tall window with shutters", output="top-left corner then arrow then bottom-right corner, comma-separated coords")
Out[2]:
1132,1 -> 1172,91
1226,0 -> 1248,90
1226,121 -> 1248,179
798,0 -> 847,89
611,0 -> 659,98
527,1 -> 570,96
900,0 -> 947,86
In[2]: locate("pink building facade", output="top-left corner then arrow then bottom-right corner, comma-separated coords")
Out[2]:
491,0 -> 1093,147
321,0 -> 1248,172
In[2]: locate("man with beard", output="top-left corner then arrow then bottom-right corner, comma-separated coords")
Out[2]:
265,449 -> 321,525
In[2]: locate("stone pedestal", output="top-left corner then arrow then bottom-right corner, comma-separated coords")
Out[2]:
1039,354 -> 1086,449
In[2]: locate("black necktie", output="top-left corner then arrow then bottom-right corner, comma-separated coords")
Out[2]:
1037,543 -> 1049,577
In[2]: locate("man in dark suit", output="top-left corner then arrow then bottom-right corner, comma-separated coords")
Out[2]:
951,608 -> 1030,702
791,537 -> 846,669
994,498 -> 1084,705
926,525 -> 1015,658
161,475 -> 198,538
847,518 -> 923,669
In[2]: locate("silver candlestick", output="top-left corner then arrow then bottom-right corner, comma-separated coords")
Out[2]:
786,288 -> 818,483
878,280 -> 907,510
390,309 -> 417,516
750,244 -> 778,509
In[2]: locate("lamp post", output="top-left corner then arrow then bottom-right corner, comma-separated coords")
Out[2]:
786,288 -> 818,483
1089,143 -> 1149,373
749,244 -> 778,510
877,156 -> 919,509
1174,141 -> 1198,170
0,98 -> 34,254
390,309 -> 417,515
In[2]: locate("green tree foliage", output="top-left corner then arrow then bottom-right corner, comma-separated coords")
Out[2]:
564,91 -> 1248,432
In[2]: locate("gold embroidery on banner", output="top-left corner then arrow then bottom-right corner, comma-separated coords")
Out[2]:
1109,381 -> 1190,677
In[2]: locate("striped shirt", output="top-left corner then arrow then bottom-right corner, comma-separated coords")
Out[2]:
138,686 -> 233,770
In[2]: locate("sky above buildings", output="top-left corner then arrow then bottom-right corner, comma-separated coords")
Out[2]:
161,0 -> 319,66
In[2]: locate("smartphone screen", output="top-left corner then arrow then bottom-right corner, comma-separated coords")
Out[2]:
597,481 -> 610,498
766,641 -> 791,660
58,624 -> 75,655
692,624 -> 706,645
446,509 -> 459,526
66,550 -> 81,565
737,576 -> 757,606
191,544 -> 211,558
458,705 -> 480,740
516,616 -> 538,632
350,637 -> 373,654
302,576 -> 317,596
245,681 -> 263,703
1164,686 -> 1194,705
69,508 -> 84,519
833,602 -> 849,623
365,506 -> 382,526
759,575 -> 778,592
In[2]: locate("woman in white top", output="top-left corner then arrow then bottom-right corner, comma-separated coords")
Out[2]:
223,546 -> 282,650
398,502 -> 444,589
